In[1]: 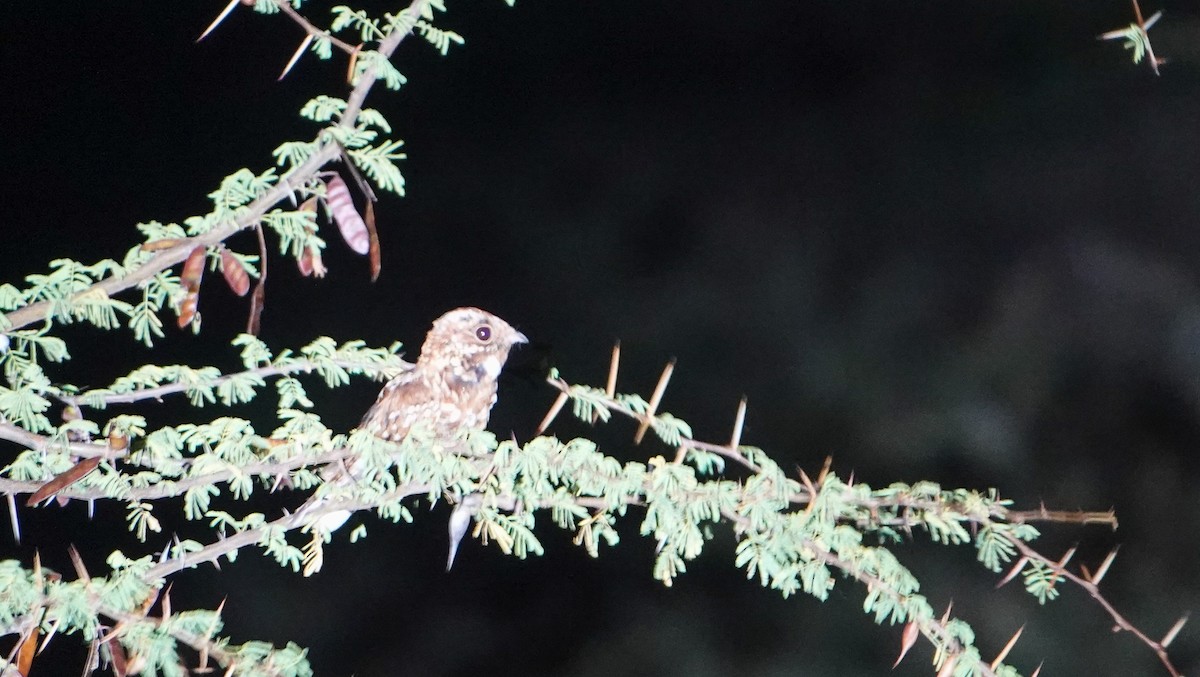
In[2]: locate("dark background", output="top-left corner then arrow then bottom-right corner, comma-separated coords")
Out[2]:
3,0 -> 1199,674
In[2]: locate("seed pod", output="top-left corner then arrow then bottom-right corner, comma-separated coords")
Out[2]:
26,457 -> 102,507
219,248 -> 251,296
365,200 -> 381,281
181,246 -> 205,289
177,288 -> 199,326
14,620 -> 36,676
298,246 -> 328,278
297,248 -> 313,277
325,175 -> 370,255
177,246 -> 206,329
246,282 -> 266,337
139,238 -> 186,253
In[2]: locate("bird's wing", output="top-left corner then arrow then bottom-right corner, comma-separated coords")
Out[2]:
359,368 -> 441,441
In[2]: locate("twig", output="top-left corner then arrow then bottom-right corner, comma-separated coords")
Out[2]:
58,357 -> 406,409
0,418 -> 116,459
719,506 -> 1005,677
0,445 -> 350,503
1,147 -> 336,334
1007,537 -> 1185,677
339,1 -> 424,127
272,0 -> 357,56
545,373 -> 762,472
1,0 -> 427,336
543,365 -> 1184,674
1008,505 -> 1118,528
246,222 -> 269,334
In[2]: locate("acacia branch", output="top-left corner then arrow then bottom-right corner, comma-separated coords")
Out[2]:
143,468 -> 1010,677
0,446 -> 352,502
544,373 -> 1023,524
1008,504 -> 1118,528
543,368 -> 1183,673
94,600 -> 244,677
58,356 -> 408,409
273,0 -> 357,56
0,0 -> 428,336
0,418 -> 112,459
1,151 -> 333,334
1007,537 -> 1184,677
0,409 -> 1167,677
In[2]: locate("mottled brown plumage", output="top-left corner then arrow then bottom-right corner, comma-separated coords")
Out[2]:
358,307 -> 528,442
301,308 -> 526,538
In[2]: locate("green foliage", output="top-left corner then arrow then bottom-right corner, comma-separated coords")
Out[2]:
347,139 -> 407,195
351,50 -> 408,90
186,168 -> 279,234
1109,23 -> 1154,64
299,95 -> 346,123
0,348 -> 1090,677
413,21 -> 465,55
0,2 -> 1149,676
331,6 -> 387,41
1023,560 -> 1065,604
0,380 -> 54,433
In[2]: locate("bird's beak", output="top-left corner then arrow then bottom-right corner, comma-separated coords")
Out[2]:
513,330 -> 528,345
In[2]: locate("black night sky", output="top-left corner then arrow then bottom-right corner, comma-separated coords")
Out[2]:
3,1 -> 1200,675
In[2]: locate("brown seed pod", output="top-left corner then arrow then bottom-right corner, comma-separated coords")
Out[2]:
298,246 -> 328,278
177,246 -> 206,329
325,175 -> 370,255
181,246 -> 205,289
219,248 -> 251,296
139,238 -> 187,253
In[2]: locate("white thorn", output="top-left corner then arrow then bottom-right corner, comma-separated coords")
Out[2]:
6,494 -> 19,545
197,0 -> 240,42
446,494 -> 481,571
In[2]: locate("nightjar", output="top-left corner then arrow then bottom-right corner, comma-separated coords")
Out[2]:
303,307 -> 527,544
359,307 -> 528,442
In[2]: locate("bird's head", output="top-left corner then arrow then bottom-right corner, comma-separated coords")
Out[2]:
419,307 -> 528,385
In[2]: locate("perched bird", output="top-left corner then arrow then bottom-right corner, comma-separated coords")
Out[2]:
359,307 -> 528,442
302,307 -> 527,567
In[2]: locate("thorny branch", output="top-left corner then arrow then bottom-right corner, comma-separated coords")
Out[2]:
0,356 -> 1170,675
57,357 -> 407,409
274,1 -> 357,56
0,557 -> 272,676
0,0 -> 421,336
1007,538 -> 1186,677
0,436 -> 347,502
541,367 -> 1183,675
717,503 -> 1005,676
0,2 -> 434,672
0,2 -> 1187,675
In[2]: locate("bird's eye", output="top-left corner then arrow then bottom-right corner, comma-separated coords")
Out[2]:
475,325 -> 492,342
